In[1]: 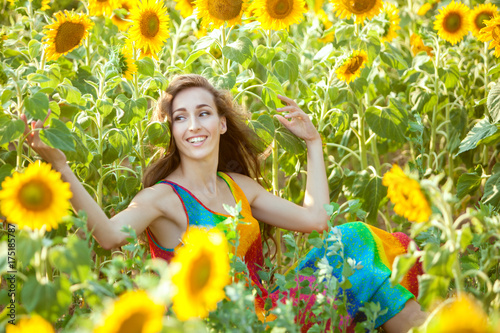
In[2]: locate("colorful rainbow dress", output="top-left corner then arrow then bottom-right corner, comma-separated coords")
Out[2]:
145,172 -> 422,331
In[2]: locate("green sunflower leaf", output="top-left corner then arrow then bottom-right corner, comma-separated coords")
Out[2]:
456,172 -> 482,199
487,82 -> 500,123
362,175 -> 387,223
365,99 -> 408,143
482,163 -> 500,208
255,45 -> 276,66
24,92 -> 49,120
0,115 -> 24,145
40,118 -> 75,152
222,36 -> 254,67
456,118 -> 498,155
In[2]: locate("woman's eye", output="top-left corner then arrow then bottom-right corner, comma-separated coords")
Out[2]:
174,115 -> 185,121
200,111 -> 209,116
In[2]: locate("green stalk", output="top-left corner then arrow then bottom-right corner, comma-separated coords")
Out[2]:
170,17 -> 188,67
85,34 -> 91,67
357,103 -> 368,170
272,139 -> 281,273
365,93 -> 380,174
483,43 -> 490,167
221,25 -> 229,73
136,122 -> 146,181
428,38 -> 440,170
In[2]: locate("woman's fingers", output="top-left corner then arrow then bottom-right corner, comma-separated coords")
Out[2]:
277,94 -> 298,107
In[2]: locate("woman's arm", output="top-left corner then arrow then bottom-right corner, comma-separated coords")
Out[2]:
22,114 -> 163,249
235,95 -> 330,233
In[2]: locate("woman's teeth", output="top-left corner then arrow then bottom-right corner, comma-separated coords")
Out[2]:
188,136 -> 206,143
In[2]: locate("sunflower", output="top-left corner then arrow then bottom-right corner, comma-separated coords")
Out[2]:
6,316 -> 54,333
317,9 -> 334,43
118,45 -> 137,80
88,0 -> 119,16
42,10 -> 94,61
112,0 -> 136,31
41,0 -> 50,11
171,227 -> 230,321
380,2 -> 400,43
175,0 -> 196,18
94,290 -> 164,333
252,0 -> 307,31
434,0 -> 471,45
478,15 -> 500,57
410,33 -> 434,56
470,3 -> 498,37
336,50 -> 368,83
330,0 -> 383,24
382,164 -> 431,223
129,0 -> 170,57
427,294 -> 491,333
195,0 -> 248,28
0,162 -> 72,231
418,2 -> 432,15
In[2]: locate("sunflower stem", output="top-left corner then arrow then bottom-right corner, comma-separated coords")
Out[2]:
133,46 -> 139,99
428,37 -> 440,171
85,33 -> 91,67
170,16 -> 188,68
136,122 -> 146,181
358,102 -> 368,170
221,24 -> 229,73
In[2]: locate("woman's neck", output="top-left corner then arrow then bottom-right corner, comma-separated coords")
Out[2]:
173,158 -> 221,196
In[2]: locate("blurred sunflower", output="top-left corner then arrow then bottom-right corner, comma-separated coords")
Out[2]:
410,33 -> 434,56
330,0 -> 383,24
434,0 -> 471,45
418,2 -> 432,15
195,0 -> 248,28
380,2 -> 400,43
6,316 -> 54,333
336,50 -> 368,83
88,0 -> 119,16
382,164 -> 431,223
171,227 -> 230,321
175,0 -> 196,18
478,15 -> 500,57
118,45 -> 137,80
129,0 -> 170,57
470,3 -> 498,37
41,0 -> 50,11
253,0 -> 307,30
0,162 -> 72,231
426,294 -> 490,333
317,9 -> 334,43
94,290 -> 164,333
112,0 -> 135,31
42,10 -> 94,61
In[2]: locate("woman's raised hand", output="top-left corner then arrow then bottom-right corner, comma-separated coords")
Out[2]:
21,111 -> 67,169
274,94 -> 321,144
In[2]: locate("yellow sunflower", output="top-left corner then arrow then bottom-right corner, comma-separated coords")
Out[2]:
42,10 -> 94,61
418,2 -> 432,15
195,0 -> 248,29
6,316 -> 54,333
252,0 -> 307,31
330,0 -> 383,24
118,45 -> 137,80
470,3 -> 498,37
0,162 -> 72,231
380,2 -> 400,43
427,294 -> 491,333
129,0 -> 170,57
336,50 -> 368,83
382,164 -> 431,223
88,0 -> 119,16
175,0 -> 196,18
171,227 -> 230,321
410,33 -> 434,56
317,9 -> 335,43
112,0 -> 136,31
94,290 -> 164,333
479,15 -> 500,57
41,0 -> 50,11
434,0 -> 471,45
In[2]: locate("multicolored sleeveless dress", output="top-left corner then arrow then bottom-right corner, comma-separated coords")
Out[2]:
145,172 -> 422,331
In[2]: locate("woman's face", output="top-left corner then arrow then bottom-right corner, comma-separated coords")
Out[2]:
171,87 -> 227,161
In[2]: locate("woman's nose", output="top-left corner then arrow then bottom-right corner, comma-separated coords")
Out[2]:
188,116 -> 201,131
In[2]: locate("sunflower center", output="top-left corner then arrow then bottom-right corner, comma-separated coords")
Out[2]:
475,12 -> 492,30
116,311 -> 149,333
54,22 -> 85,53
266,0 -> 294,18
207,0 -> 243,20
97,0 -> 108,2
140,11 -> 160,38
347,56 -> 364,74
444,12 -> 461,33
18,181 -> 52,211
348,0 -> 376,14
188,253 -> 212,294
492,25 -> 500,43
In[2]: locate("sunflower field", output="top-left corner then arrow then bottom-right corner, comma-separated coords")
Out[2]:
1,0 -> 500,331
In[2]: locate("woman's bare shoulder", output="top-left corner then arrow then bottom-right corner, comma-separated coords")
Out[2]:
131,182 -> 183,217
225,172 -> 263,203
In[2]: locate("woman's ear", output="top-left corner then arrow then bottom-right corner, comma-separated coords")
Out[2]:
220,116 -> 227,134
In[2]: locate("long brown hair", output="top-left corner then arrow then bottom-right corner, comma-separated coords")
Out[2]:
143,74 -> 263,188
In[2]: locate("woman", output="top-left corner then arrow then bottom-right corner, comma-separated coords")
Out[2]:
24,74 -> 426,332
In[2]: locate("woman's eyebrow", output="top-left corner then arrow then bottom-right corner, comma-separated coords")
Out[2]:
173,104 -> 214,113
